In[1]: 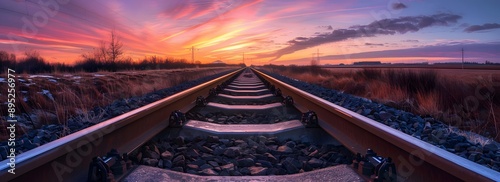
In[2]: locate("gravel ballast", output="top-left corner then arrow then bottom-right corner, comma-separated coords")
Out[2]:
134,135 -> 352,176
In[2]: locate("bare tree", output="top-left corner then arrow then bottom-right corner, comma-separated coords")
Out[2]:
80,30 -> 124,66
9,53 -> 16,61
97,40 -> 108,62
107,30 -> 123,62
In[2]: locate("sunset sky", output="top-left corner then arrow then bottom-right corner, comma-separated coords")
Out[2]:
1,0 -> 499,65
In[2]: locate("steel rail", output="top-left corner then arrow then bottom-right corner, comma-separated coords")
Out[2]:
252,68 -> 499,182
0,68 -> 244,182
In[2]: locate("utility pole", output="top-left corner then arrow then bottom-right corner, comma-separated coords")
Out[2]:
243,52 -> 245,65
311,48 -> 323,66
317,48 -> 320,62
186,46 -> 198,64
461,48 -> 464,69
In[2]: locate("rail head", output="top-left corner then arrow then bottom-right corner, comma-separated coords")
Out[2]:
0,68 -> 245,181
252,68 -> 499,181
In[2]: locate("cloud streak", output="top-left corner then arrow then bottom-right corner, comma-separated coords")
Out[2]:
265,13 -> 461,61
392,3 -> 407,10
365,43 -> 384,46
464,23 -> 500,32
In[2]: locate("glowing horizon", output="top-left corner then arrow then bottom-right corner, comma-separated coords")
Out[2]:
1,0 -> 499,65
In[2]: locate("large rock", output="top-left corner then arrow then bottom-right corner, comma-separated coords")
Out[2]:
190,159 -> 206,166
142,158 -> 158,167
207,136 -> 219,143
213,147 -> 225,156
282,160 -> 299,174
187,164 -> 199,170
239,167 -> 251,175
249,166 -> 267,175
266,168 -> 279,175
455,143 -> 470,152
247,138 -> 259,147
161,151 -> 173,161
199,146 -> 214,154
237,158 -> 255,167
172,155 -> 185,167
200,168 -> 218,176
277,145 -> 293,153
308,158 -> 324,168
256,145 -> 268,154
220,163 -> 235,171
257,136 -> 267,144
186,148 -> 200,159
264,153 -> 278,163
484,144 -> 499,153
257,160 -> 273,168
284,157 -> 301,169
201,153 -> 215,161
208,161 -> 219,167
285,141 -> 296,148
174,136 -> 185,146
163,159 -> 172,169
223,147 -> 241,158
172,167 -> 183,172
199,164 -> 213,170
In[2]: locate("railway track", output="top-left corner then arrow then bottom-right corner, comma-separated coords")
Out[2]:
1,67 -> 499,181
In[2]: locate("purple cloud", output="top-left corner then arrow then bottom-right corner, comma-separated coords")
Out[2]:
266,13 -> 462,61
464,23 -> 500,32
402,39 -> 419,43
365,43 -> 384,46
392,3 -> 407,10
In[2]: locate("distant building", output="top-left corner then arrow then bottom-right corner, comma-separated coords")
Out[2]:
353,61 -> 382,65
212,60 -> 225,64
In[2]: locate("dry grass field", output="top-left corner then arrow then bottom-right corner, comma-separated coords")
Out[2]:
262,66 -> 500,141
0,68 -> 234,139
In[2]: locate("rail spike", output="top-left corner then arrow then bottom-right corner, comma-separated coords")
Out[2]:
88,149 -> 131,182
169,110 -> 187,127
195,96 -> 208,106
301,110 -> 318,127
274,88 -> 282,97
282,96 -> 294,106
354,149 -> 397,182
216,84 -> 223,92
209,88 -> 218,96
269,85 -> 276,93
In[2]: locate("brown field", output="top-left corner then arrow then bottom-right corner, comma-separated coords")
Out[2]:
261,66 -> 500,141
0,67 -> 234,140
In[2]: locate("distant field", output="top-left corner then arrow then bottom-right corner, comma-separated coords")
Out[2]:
323,64 -> 500,70
262,65 -> 500,141
324,67 -> 500,84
